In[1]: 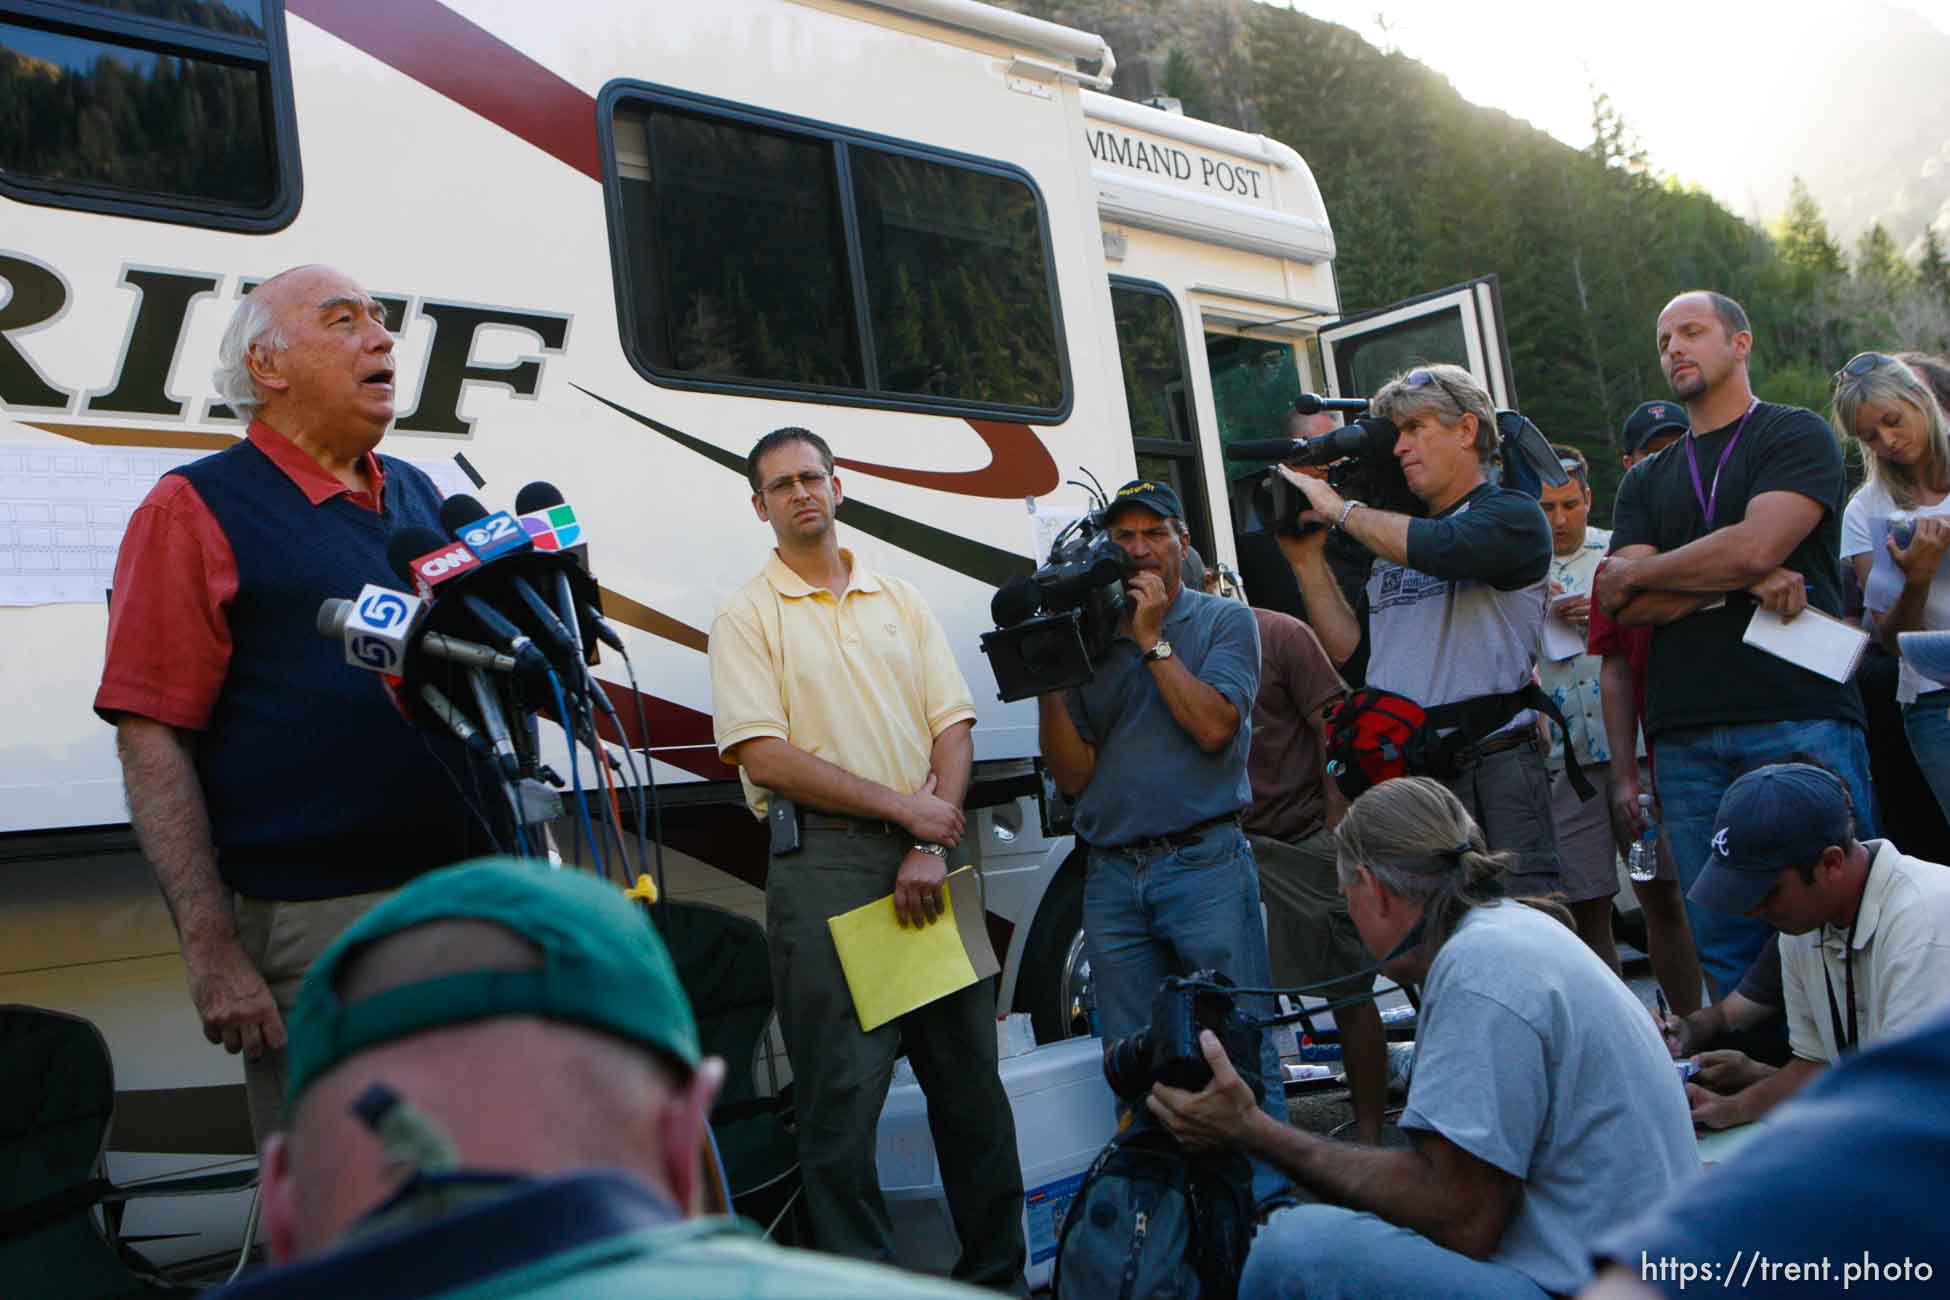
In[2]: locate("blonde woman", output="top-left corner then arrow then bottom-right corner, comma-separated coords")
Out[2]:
1835,352 -> 1950,815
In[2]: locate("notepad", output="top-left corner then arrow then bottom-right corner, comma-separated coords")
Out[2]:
1742,605 -> 1870,684
1541,610 -> 1587,662
827,865 -> 1001,1032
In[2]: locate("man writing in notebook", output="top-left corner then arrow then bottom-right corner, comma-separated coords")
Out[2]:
1595,292 -> 1873,1001
708,427 -> 1025,1288
1676,762 -> 1950,1129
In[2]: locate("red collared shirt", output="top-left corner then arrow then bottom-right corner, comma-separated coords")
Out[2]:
94,421 -> 390,730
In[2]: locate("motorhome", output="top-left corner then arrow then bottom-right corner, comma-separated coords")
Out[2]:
0,0 -> 1513,1271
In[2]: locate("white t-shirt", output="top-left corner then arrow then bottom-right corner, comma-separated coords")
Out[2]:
1841,479 -> 1950,703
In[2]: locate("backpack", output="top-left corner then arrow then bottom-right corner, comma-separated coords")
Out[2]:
1051,1118 -> 1255,1300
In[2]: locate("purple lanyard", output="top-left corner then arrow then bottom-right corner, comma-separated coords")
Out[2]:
1685,399 -> 1758,528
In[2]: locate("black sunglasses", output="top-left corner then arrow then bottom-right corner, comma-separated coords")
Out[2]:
1834,352 -> 1900,386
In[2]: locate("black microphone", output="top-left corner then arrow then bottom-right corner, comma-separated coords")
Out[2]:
1227,438 -> 1307,462
439,494 -> 582,668
514,480 -> 625,652
1293,392 -> 1371,415
387,526 -> 552,677
991,574 -> 1045,628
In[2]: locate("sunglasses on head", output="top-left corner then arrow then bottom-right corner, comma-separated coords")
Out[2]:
1834,352 -> 1900,386
1405,367 -> 1470,414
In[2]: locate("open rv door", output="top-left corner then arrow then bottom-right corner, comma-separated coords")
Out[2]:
1319,275 -> 1514,407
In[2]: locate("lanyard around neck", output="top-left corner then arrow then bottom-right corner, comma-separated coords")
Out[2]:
1821,853 -> 1874,1054
1685,399 -> 1759,528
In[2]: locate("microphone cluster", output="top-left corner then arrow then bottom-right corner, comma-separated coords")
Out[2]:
317,481 -> 654,877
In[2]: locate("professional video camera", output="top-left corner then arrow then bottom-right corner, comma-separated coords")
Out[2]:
979,480 -> 1133,703
1229,391 -> 1567,534
1101,970 -> 1266,1103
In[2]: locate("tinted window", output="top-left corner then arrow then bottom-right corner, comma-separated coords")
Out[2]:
62,0 -> 264,36
613,108 -> 861,388
605,90 -> 1067,417
1112,287 -> 1190,442
852,150 -> 1061,407
0,21 -> 274,206
1332,309 -> 1468,398
0,1 -> 296,228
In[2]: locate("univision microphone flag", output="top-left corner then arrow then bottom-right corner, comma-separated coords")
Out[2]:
518,503 -> 582,552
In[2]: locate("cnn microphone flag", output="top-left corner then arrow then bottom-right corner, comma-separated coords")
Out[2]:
519,504 -> 582,552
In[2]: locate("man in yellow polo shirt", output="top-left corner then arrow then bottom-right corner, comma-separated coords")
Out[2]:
709,426 -> 1025,1290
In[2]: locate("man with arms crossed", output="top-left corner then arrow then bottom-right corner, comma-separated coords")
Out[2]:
709,427 -> 1024,1288
95,266 -> 500,1143
1596,292 -> 1873,999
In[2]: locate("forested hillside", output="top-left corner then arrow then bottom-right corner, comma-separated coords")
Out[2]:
1006,0 -> 1950,511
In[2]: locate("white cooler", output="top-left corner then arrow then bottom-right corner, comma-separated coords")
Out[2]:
876,1034 -> 1117,1290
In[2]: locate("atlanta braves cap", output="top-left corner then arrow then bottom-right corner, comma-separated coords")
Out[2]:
1689,764 -> 1854,915
1621,400 -> 1689,454
286,858 -> 699,1105
1103,478 -> 1185,525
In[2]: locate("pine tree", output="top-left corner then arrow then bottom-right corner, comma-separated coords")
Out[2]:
1920,227 -> 1950,305
1854,222 -> 1909,287
1776,178 -> 1846,278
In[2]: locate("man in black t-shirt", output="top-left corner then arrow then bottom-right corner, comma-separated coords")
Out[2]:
1595,291 -> 1873,999
1280,365 -> 1560,891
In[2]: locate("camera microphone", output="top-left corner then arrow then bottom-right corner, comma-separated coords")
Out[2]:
991,574 -> 1044,629
1293,392 -> 1371,415
1228,437 -> 1307,462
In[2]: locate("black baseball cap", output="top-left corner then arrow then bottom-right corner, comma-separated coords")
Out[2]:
1689,764 -> 1853,915
1621,400 -> 1689,454
1102,478 -> 1185,525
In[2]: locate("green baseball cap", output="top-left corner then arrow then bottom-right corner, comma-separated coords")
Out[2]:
286,858 -> 700,1105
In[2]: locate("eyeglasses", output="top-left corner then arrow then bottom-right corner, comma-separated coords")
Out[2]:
761,470 -> 831,496
1405,367 -> 1471,415
1834,352 -> 1900,387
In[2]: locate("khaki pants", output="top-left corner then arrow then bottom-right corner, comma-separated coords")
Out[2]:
767,826 -> 1025,1288
232,890 -> 395,1143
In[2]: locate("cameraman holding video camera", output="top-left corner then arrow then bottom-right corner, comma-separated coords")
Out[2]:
1278,364 -> 1563,894
1035,479 -> 1289,1193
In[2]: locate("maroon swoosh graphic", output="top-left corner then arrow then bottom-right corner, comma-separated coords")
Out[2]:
833,419 -> 1061,499
288,0 -> 601,182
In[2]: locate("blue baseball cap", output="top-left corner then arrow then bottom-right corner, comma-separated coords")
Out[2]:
1689,764 -> 1853,915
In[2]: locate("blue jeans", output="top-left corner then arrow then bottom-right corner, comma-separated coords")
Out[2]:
1241,1205 -> 1550,1300
1653,718 -> 1875,998
1084,822 -> 1287,1201
1902,690 -> 1950,824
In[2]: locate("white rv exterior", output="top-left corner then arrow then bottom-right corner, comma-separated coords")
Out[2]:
0,0 -> 1509,1271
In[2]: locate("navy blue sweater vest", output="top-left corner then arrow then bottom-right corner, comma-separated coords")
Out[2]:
172,440 -> 500,900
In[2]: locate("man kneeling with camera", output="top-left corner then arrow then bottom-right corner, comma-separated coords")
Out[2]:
1280,365 -> 1564,893
1148,778 -> 1697,1299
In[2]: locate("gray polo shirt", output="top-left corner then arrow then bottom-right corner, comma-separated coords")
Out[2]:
1064,586 -> 1259,845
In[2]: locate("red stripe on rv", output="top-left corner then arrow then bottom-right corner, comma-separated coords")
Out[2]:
288,0 -> 602,182
831,419 -> 1062,499
589,677 -> 739,781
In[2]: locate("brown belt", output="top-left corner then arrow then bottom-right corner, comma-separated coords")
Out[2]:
1461,727 -> 1538,762
1101,813 -> 1241,854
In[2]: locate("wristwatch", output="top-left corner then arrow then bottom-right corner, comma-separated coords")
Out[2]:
1336,498 -> 1364,531
1142,639 -> 1174,663
912,842 -> 947,858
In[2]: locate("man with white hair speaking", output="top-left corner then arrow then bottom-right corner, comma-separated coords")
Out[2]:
94,266 -> 502,1145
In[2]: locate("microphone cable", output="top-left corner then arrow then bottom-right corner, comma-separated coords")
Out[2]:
546,667 -> 606,881
615,639 -> 669,926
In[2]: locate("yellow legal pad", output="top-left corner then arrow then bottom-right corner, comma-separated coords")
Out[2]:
826,865 -> 1001,1032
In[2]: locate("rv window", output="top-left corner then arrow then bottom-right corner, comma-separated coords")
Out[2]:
0,2 -> 297,229
604,89 -> 1068,419
614,108 -> 862,389
1110,281 -> 1212,563
851,150 -> 1061,408
1331,309 -> 1468,398
1206,331 -> 1302,539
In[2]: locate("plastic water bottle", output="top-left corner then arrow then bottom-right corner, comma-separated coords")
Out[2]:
1627,793 -> 1660,883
